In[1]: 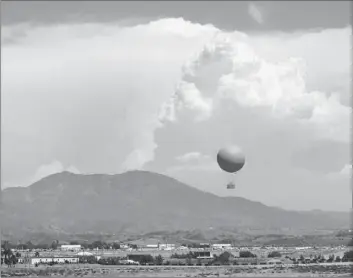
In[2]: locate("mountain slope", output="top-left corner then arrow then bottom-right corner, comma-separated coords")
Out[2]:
1,171 -> 349,240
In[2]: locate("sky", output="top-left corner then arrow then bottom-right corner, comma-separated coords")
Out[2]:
1,1 -> 352,211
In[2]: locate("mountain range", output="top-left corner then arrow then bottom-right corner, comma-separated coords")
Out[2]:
1,171 -> 350,243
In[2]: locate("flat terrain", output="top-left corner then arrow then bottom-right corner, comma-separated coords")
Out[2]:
18,246 -> 350,259
1,263 -> 352,277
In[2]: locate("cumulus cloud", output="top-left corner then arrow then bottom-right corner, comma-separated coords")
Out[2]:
175,152 -> 210,163
151,24 -> 351,210
33,161 -> 80,182
326,163 -> 352,184
248,2 -> 265,25
167,162 -> 219,175
340,164 -> 352,176
248,27 -> 352,107
2,161 -> 80,188
2,18 -> 350,210
168,152 -> 218,178
160,32 -> 350,144
2,18 -> 217,185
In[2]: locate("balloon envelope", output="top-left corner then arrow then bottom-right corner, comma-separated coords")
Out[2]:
217,145 -> 245,173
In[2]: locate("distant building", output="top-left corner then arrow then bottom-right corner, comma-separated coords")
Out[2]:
194,251 -> 213,259
199,243 -> 211,248
120,244 -> 129,250
76,251 -> 93,257
212,244 -> 232,249
267,259 -> 284,265
128,239 -> 160,250
25,256 -> 79,265
159,244 -> 176,250
295,247 -> 311,250
60,245 -> 81,251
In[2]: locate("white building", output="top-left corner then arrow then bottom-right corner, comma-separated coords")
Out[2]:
212,244 -> 232,249
28,257 -> 79,265
120,244 -> 129,249
76,251 -> 93,256
60,245 -> 82,251
159,244 -> 176,250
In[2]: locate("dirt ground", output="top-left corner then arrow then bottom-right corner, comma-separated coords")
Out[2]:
1,264 -> 352,277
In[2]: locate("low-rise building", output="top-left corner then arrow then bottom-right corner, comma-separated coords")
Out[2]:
212,244 -> 232,250
128,239 -> 160,250
194,251 -> 214,259
25,256 -> 79,265
159,244 -> 176,250
120,244 -> 129,250
60,245 -> 82,252
199,243 -> 211,248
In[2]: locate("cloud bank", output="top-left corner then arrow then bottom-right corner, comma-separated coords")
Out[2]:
2,18 -> 351,210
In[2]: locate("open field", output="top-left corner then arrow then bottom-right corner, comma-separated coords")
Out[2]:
1,263 -> 352,277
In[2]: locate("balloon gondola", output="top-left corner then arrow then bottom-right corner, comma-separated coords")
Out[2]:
226,182 -> 236,189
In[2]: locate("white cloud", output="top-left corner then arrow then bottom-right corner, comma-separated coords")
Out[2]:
2,18 -> 217,184
2,161 -> 80,188
152,24 -> 351,211
33,161 -> 80,182
248,27 -> 352,107
2,18 -> 350,210
175,152 -> 210,163
168,152 -> 218,177
326,163 -> 351,190
340,164 -> 352,176
167,161 -> 219,174
160,31 -> 350,144
248,3 -> 265,25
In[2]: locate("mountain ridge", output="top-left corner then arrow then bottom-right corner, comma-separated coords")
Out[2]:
1,171 -> 350,242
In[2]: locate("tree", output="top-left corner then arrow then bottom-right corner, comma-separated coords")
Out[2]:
92,241 -> 108,250
154,255 -> 164,265
335,256 -> 341,262
139,255 -> 154,265
3,248 -> 13,268
218,252 -> 232,264
51,240 -> 59,250
2,241 -> 11,250
239,251 -> 256,258
35,251 -> 40,258
9,254 -> 18,267
112,243 -> 120,250
343,250 -> 353,259
327,255 -> 334,263
268,251 -> 282,258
